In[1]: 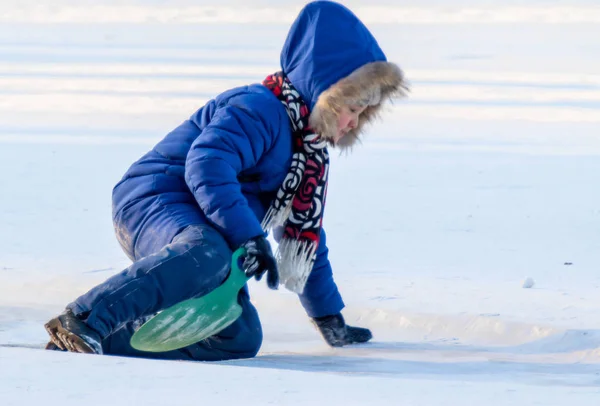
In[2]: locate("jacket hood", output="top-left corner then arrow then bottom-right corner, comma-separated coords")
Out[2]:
280,1 -> 407,150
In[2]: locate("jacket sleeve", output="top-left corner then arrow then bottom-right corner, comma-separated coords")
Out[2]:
297,228 -> 345,318
185,94 -> 281,247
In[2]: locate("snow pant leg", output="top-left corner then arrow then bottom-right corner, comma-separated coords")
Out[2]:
67,224 -> 233,339
102,288 -> 262,361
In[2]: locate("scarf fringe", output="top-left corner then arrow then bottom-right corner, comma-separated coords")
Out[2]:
276,239 -> 317,294
261,201 -> 293,232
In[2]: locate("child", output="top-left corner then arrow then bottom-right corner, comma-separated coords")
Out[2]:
45,0 -> 407,361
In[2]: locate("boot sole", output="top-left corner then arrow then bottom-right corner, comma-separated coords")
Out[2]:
45,341 -> 66,351
44,317 -> 97,354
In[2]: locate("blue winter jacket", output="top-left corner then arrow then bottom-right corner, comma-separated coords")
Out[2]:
112,1 -> 387,318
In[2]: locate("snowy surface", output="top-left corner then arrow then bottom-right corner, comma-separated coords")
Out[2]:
2,0 -> 600,405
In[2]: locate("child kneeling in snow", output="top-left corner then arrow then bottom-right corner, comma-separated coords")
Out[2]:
45,0 -> 407,360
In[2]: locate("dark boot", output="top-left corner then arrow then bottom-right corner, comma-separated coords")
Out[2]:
44,309 -> 103,354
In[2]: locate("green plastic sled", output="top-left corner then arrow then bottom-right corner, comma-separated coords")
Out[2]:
130,248 -> 249,352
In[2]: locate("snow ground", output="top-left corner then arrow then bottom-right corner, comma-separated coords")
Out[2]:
1,1 -> 600,405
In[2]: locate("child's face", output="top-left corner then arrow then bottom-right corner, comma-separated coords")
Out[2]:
334,104 -> 366,145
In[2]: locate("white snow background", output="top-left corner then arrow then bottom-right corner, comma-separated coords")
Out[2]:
1,0 -> 600,404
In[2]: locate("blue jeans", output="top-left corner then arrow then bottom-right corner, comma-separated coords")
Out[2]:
68,224 -> 262,361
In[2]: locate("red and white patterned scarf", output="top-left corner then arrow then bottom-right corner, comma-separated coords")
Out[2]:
262,72 -> 330,293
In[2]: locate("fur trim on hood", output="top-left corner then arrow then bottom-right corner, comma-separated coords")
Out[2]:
309,61 -> 408,150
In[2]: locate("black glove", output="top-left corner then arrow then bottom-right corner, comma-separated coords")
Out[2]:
240,235 -> 279,289
312,313 -> 373,347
